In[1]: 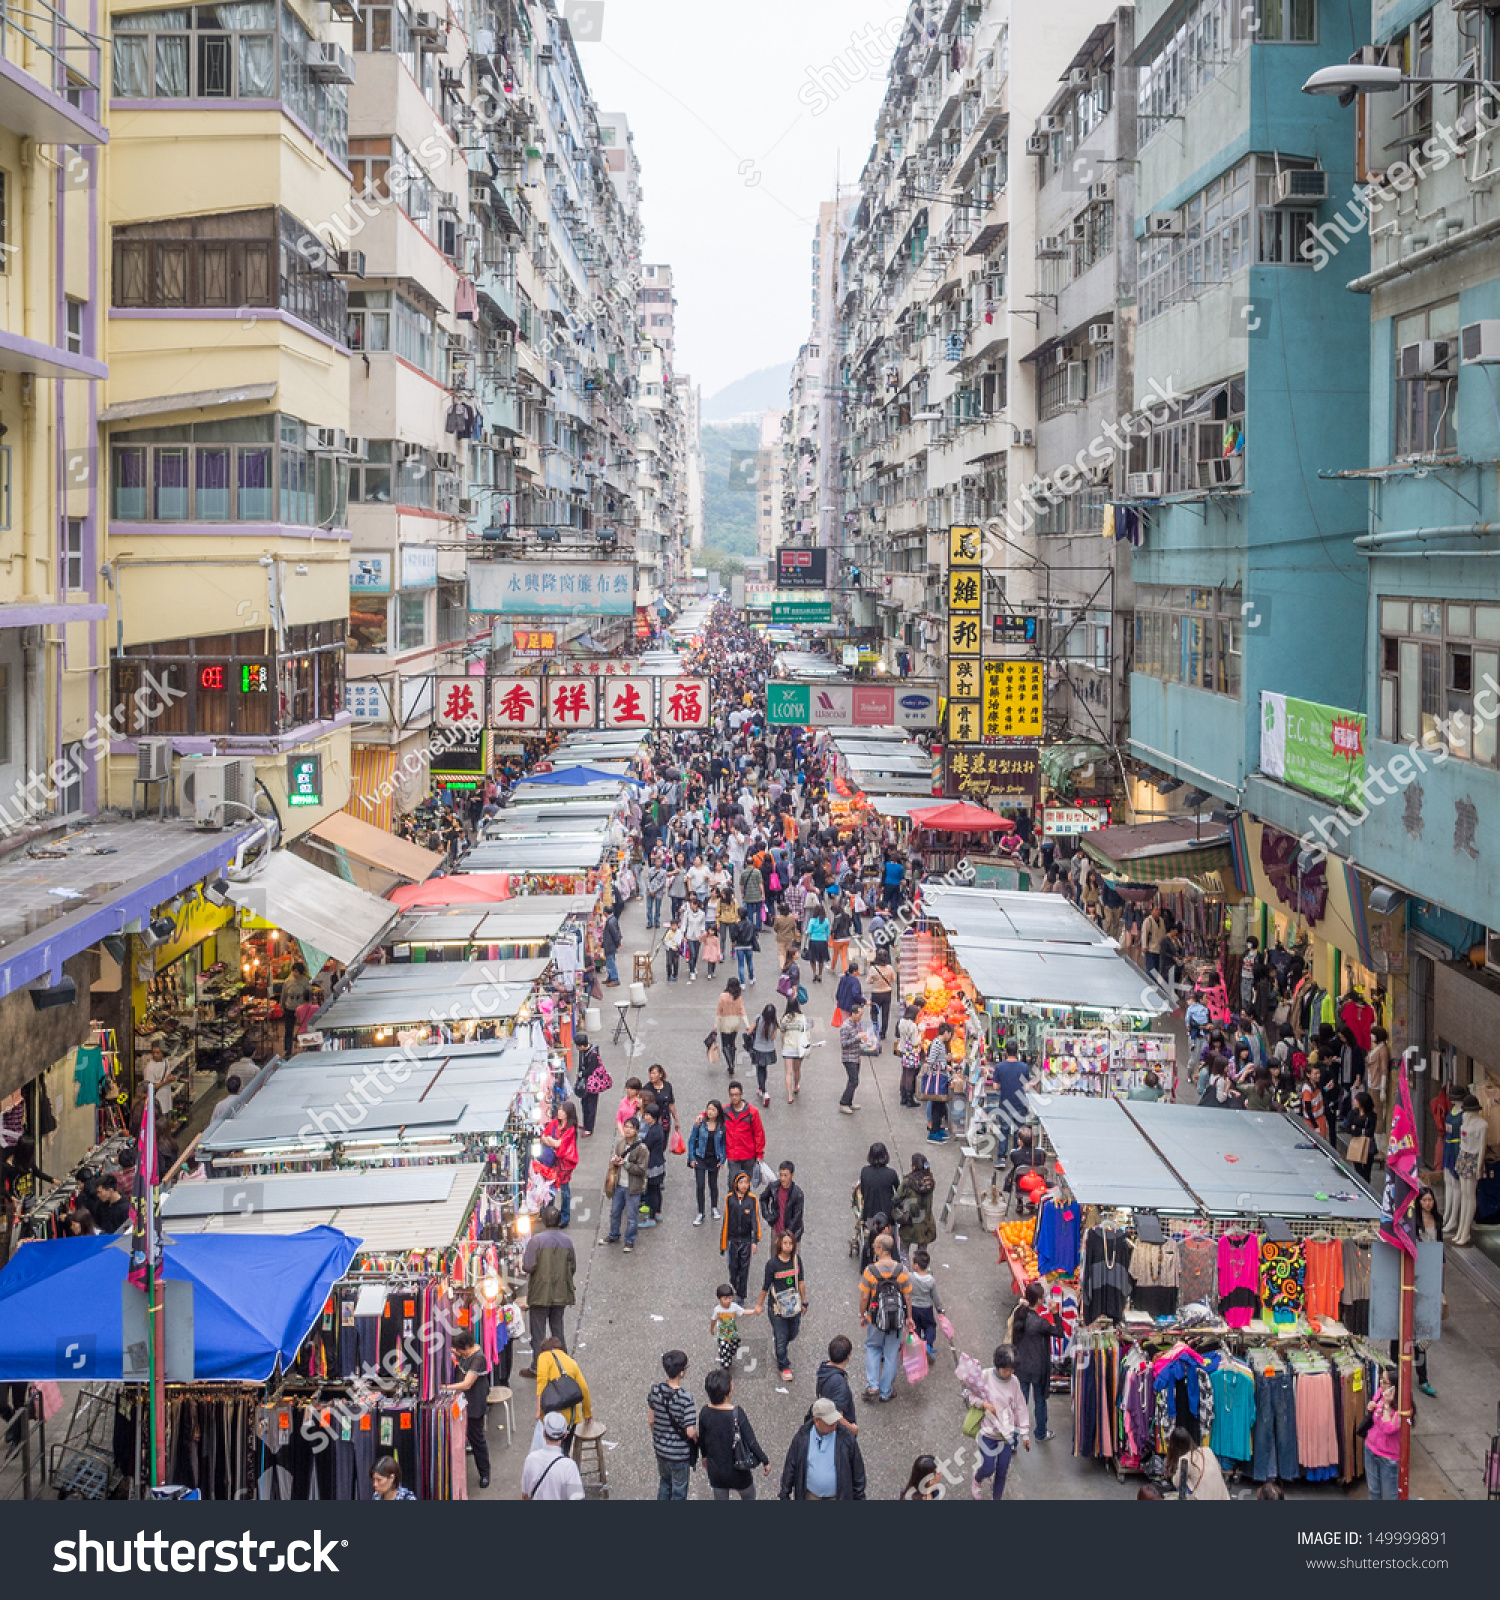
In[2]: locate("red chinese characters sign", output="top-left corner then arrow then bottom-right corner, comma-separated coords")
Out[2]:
511,629 -> 557,657
604,680 -> 651,728
488,676 -> 541,728
546,677 -> 597,729
661,677 -> 710,730
436,676 -> 483,729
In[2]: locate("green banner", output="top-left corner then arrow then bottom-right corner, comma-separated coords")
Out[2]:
766,684 -> 811,724
772,600 -> 833,623
1260,691 -> 1366,804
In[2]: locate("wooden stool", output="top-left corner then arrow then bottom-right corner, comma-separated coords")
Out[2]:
633,950 -> 655,987
570,1417 -> 608,1496
487,1385 -> 516,1446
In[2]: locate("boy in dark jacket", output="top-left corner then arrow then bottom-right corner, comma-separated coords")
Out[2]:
811,1335 -> 858,1433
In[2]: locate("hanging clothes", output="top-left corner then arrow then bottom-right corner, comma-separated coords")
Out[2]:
454,277 -> 478,320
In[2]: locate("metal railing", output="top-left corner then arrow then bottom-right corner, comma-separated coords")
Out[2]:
0,0 -> 103,94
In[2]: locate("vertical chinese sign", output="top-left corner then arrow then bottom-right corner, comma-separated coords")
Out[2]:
946,525 -> 982,747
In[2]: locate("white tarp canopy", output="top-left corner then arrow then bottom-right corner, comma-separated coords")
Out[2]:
950,936 -> 1166,1014
226,850 -> 398,965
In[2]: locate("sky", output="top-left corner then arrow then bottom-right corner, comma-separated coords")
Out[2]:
572,0 -> 905,399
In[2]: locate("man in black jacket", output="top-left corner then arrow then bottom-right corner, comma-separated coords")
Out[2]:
602,911 -> 622,987
759,1161 -> 804,1241
779,1399 -> 866,1499
811,1336 -> 858,1434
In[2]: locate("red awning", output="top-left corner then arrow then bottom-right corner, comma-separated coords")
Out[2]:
386,873 -> 516,909
908,802 -> 1015,832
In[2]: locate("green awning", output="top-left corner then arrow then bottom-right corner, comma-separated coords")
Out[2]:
1039,742 -> 1112,790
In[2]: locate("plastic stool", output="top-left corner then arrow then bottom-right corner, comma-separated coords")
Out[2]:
571,1417 -> 609,1496
487,1385 -> 516,1446
633,951 -> 655,987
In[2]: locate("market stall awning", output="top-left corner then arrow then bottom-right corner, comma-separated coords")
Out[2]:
386,873 -> 518,910
1039,741 -> 1113,790
308,812 -> 444,885
225,851 -> 399,966
0,1226 -> 360,1381
909,801 -> 1015,832
524,764 -> 645,788
460,839 -> 610,872
317,958 -> 548,1030
952,936 -> 1167,1013
1082,818 -> 1232,884
1027,1095 -> 1382,1220
921,886 -> 1109,945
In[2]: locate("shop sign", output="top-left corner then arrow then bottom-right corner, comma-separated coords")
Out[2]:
467,560 -> 635,617
895,686 -> 940,729
949,525 -> 983,565
945,744 -> 1040,801
511,628 -> 557,657
545,677 -> 598,729
350,552 -> 391,594
489,676 -> 542,729
286,753 -> 322,808
982,660 -> 1044,740
775,547 -> 829,589
745,581 -> 775,610
346,680 -> 390,723
1042,802 -> 1111,838
771,600 -> 833,623
603,678 -> 652,729
841,644 -> 860,667
947,699 -> 980,743
400,544 -> 438,589
435,677 -> 484,729
662,678 -> 711,729
993,614 -> 1038,645
947,569 -> 981,612
948,615 -> 982,656
1260,691 -> 1366,804
570,660 -> 641,676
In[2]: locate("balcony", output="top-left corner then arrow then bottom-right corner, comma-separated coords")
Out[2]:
0,1 -> 106,144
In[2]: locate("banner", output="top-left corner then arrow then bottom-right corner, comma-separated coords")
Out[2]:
1041,802 -> 1111,837
982,660 -> 1044,740
945,745 -> 1040,801
764,682 -> 939,729
468,561 -> 635,616
1260,691 -> 1366,803
435,677 -> 484,729
489,677 -> 542,729
772,599 -> 833,623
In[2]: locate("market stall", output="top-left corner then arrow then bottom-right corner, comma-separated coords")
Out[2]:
1019,1094 -> 1391,1486
313,958 -> 551,1049
384,893 -> 595,963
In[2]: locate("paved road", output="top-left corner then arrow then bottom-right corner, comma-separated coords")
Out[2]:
483,890 -> 1500,1501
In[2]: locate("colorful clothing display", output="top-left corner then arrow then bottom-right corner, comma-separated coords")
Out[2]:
1217,1233 -> 1262,1327
1259,1239 -> 1306,1322
1034,1195 -> 1081,1277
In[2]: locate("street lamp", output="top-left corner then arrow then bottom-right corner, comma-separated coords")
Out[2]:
1301,63 -> 1479,106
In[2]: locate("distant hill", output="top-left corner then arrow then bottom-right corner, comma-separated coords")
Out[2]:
703,363 -> 793,422
701,420 -> 760,556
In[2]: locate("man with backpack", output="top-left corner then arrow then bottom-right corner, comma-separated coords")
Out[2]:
858,1234 -> 913,1402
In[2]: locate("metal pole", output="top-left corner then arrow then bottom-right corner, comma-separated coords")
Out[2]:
146,1257 -> 166,1488
1397,1245 -> 1415,1499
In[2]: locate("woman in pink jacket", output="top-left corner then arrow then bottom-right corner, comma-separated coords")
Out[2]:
966,1343 -> 1031,1500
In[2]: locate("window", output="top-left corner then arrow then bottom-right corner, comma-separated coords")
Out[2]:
1394,12 -> 1434,153
397,591 -> 426,651
345,289 -> 391,351
1256,0 -> 1317,41
111,414 -> 346,526
1136,0 -> 1257,138
1128,376 -> 1246,493
1094,343 -> 1115,393
113,208 -> 345,344
65,300 -> 83,355
1133,586 -> 1244,696
1394,299 -> 1458,458
1380,597 -> 1500,764
58,741 -> 84,817
112,4 -> 346,163
62,518 -> 84,591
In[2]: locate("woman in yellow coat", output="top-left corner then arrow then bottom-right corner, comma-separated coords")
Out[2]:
531,1336 -> 592,1450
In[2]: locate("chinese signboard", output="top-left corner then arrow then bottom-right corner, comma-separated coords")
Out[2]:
949,525 -> 983,565
949,657 -> 981,702
947,569 -> 982,612
511,628 -> 557,657
547,677 -> 597,729
764,683 -> 939,730
570,659 -> 642,676
1260,692 -> 1367,805
603,678 -> 651,729
346,680 -> 390,722
745,581 -> 775,610
993,614 -> 1038,646
435,677 -> 484,729
945,745 -> 1040,802
467,561 -> 636,617
401,544 -> 437,589
489,677 -> 542,729
947,526 -> 983,742
1042,802 -> 1112,838
776,547 -> 830,589
662,678 -> 711,729
286,753 -> 322,808
772,600 -> 833,623
982,660 -> 1044,740
350,553 -> 391,594
948,615 -> 982,656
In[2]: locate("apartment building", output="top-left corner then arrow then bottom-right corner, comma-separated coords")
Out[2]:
102,0 -> 359,832
757,408 -> 785,559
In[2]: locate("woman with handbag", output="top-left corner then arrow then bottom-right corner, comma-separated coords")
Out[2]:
715,978 -> 751,1074
750,1004 -> 779,1108
919,1024 -> 957,1145
697,1366 -> 770,1499
531,1336 -> 591,1451
1345,1089 -> 1378,1183
573,1032 -> 611,1136
752,1230 -> 808,1381
896,1001 -> 923,1103
779,998 -> 810,1105
538,1102 -> 580,1227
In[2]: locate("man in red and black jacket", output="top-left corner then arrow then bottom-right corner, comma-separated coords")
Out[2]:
723,1080 -> 765,1188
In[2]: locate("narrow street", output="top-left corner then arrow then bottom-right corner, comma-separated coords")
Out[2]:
488,889 -> 1500,1501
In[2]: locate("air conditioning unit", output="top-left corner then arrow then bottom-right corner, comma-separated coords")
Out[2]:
1036,234 -> 1066,257
1036,115 -> 1063,134
1126,471 -> 1162,497
1070,217 -> 1088,240
409,9 -> 443,41
1274,168 -> 1328,205
1461,320 -> 1500,364
181,756 -> 257,831
310,41 -> 355,83
538,44 -> 555,64
399,441 -> 425,461
1145,213 -> 1182,236
1025,133 -> 1048,155
470,179 -> 494,208
333,249 -> 366,278
344,436 -> 369,459
1088,181 -> 1111,202
137,737 -> 173,782
313,426 -> 345,451
434,450 -> 456,470
1068,67 -> 1089,87
458,497 -> 478,516
1398,339 -> 1454,378
1088,321 -> 1114,344
462,221 -> 481,244
1065,361 -> 1088,406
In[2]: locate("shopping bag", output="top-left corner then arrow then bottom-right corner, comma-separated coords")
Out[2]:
831,1006 -> 845,1028
903,1336 -> 930,1385
670,1128 -> 686,1157
755,1159 -> 778,1191
962,1405 -> 985,1439
797,985 -> 809,1006
707,1036 -> 721,1065
936,1312 -> 955,1342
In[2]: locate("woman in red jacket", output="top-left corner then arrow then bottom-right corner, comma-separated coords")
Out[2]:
539,1102 -> 580,1227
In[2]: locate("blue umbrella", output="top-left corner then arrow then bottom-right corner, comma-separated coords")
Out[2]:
0,1225 -> 360,1382
520,765 -> 646,788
